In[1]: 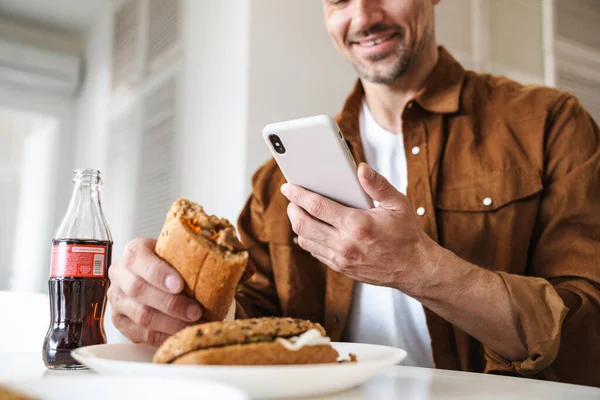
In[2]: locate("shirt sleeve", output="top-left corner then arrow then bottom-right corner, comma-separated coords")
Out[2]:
484,94 -> 600,385
234,164 -> 283,319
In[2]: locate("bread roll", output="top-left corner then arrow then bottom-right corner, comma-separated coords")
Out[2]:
155,198 -> 249,321
153,317 -> 339,365
173,342 -> 339,365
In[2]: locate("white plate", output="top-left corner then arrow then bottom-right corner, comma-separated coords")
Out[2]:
72,342 -> 406,399
1,375 -> 248,400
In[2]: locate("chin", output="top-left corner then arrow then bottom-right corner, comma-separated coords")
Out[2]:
357,63 -> 404,85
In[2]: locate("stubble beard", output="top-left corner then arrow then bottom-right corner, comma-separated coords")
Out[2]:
351,27 -> 433,85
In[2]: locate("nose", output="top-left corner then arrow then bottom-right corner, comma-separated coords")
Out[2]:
353,0 -> 385,32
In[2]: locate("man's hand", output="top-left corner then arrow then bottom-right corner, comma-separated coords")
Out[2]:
282,162 -> 528,361
281,162 -> 439,293
108,238 -> 203,346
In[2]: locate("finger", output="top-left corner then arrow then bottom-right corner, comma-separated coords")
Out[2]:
111,289 -> 192,335
111,313 -> 170,347
357,163 -> 405,210
111,264 -> 202,322
124,238 -> 184,294
296,236 -> 335,261
313,254 -> 342,273
287,203 -> 339,247
281,183 -> 352,228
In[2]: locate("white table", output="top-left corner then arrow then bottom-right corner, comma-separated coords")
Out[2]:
2,352 -> 599,400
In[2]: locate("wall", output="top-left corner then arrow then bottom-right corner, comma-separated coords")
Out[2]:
10,117 -> 60,292
245,0 -> 357,190
177,0 -> 357,223
0,18 -> 79,292
177,0 -> 251,224
73,7 -> 113,174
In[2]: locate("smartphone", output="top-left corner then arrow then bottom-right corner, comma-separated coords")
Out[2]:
263,115 -> 374,210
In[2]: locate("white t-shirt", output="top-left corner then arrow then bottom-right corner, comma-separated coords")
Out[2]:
343,100 -> 434,368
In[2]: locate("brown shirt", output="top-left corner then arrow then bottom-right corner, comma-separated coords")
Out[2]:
235,47 -> 600,387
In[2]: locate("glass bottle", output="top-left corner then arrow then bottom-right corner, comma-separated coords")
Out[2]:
42,169 -> 112,369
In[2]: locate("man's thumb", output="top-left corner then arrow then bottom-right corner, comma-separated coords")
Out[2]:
358,163 -> 403,210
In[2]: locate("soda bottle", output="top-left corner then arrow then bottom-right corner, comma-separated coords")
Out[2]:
43,168 -> 112,369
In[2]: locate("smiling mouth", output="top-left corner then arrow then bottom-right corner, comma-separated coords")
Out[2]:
352,33 -> 399,47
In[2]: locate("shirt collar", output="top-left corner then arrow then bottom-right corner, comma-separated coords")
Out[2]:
415,47 -> 465,114
335,47 -> 466,159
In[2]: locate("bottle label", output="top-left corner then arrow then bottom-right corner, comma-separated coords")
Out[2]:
50,243 -> 109,278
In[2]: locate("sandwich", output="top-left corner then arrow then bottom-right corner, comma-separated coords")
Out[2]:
155,198 -> 253,321
152,317 -> 339,365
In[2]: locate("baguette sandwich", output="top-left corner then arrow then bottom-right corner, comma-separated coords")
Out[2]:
155,198 -> 253,321
152,317 -> 339,365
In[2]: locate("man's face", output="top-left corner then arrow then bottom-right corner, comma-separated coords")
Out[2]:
322,0 -> 438,85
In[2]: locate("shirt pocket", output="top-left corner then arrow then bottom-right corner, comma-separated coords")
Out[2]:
434,168 -> 543,273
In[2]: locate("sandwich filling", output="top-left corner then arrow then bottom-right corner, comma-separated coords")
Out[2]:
276,329 -> 332,351
174,198 -> 245,254
164,198 -> 255,285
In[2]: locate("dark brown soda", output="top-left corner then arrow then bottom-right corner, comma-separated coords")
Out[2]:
43,239 -> 112,369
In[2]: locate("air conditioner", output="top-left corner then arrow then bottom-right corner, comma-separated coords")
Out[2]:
0,38 -> 81,96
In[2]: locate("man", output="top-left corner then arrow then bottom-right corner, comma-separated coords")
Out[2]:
108,0 -> 600,386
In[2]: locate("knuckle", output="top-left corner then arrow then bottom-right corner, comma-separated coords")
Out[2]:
111,312 -> 126,329
377,176 -> 392,192
125,275 -> 145,298
341,211 -> 359,230
331,253 -> 348,271
292,218 -> 305,236
348,218 -> 371,240
145,330 -> 163,346
307,198 -> 325,217
339,243 -> 359,263
108,264 -> 119,281
124,238 -> 157,272
145,260 -> 164,286
289,210 -> 304,235
106,286 -> 117,304
296,236 -> 308,250
164,295 -> 182,316
123,239 -> 141,263
133,304 -> 153,328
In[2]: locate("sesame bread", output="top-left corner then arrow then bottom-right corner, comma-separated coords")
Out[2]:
153,317 -> 327,364
173,341 -> 339,365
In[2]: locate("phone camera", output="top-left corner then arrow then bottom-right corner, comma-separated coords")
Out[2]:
269,134 -> 286,154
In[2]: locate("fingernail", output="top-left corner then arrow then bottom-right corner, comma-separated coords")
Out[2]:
363,164 -> 376,180
164,274 -> 181,293
281,183 -> 289,197
186,304 -> 202,321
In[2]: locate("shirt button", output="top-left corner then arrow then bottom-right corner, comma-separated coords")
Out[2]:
411,146 -> 421,155
416,207 -> 426,216
483,197 -> 493,207
292,236 -> 299,245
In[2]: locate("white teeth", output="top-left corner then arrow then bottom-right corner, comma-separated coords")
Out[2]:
362,37 -> 388,47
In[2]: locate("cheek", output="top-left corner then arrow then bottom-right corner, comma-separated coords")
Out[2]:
386,2 -> 424,43
325,11 -> 350,49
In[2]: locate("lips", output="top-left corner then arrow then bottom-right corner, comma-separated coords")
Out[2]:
352,33 -> 398,48
349,32 -> 400,59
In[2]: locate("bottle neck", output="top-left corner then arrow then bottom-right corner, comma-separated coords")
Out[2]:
65,179 -> 101,217
55,170 -> 112,241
